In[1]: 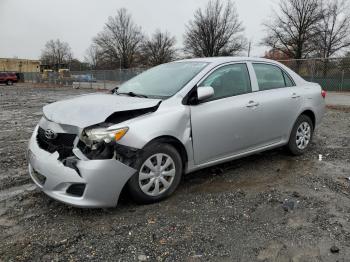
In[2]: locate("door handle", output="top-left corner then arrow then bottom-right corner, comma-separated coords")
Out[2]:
246,100 -> 259,108
291,93 -> 300,98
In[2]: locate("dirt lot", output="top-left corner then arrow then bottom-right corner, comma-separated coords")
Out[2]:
0,85 -> 349,261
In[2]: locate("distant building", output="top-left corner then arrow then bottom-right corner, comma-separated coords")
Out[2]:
264,49 -> 292,61
0,58 -> 40,73
40,63 -> 69,72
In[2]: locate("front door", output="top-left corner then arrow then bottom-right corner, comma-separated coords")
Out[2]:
190,63 -> 262,165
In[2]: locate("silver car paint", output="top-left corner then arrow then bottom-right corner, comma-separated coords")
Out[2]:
28,126 -> 136,208
27,57 -> 325,207
190,92 -> 265,164
43,93 -> 161,128
114,58 -> 324,169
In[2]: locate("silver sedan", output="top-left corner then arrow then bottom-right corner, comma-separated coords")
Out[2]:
27,57 -> 326,207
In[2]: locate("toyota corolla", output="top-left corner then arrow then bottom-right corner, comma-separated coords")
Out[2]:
27,57 -> 325,208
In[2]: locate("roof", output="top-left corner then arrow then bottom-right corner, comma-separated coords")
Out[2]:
0,58 -> 40,63
177,56 -> 276,64
176,56 -> 307,85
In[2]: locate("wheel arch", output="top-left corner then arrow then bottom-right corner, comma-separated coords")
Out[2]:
143,135 -> 188,170
287,109 -> 316,143
299,109 -> 316,128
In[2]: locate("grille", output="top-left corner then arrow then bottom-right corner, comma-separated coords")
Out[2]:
37,127 -> 76,159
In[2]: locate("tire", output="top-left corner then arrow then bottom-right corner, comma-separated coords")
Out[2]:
6,80 -> 13,86
127,142 -> 183,204
287,114 -> 314,155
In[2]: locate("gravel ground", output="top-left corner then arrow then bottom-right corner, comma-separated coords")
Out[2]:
0,85 -> 349,261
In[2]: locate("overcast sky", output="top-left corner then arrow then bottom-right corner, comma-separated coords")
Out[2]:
0,0 -> 277,61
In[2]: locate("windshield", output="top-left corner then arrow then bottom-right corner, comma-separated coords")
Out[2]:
117,62 -> 208,98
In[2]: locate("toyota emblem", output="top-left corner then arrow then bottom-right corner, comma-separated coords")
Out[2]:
44,129 -> 57,140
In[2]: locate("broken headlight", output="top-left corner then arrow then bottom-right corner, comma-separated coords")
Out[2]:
84,127 -> 129,143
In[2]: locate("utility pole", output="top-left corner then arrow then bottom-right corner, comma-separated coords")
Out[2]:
119,58 -> 122,83
247,41 -> 252,57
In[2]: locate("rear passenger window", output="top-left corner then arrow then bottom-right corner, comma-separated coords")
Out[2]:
283,71 -> 294,87
199,63 -> 252,101
253,63 -> 294,90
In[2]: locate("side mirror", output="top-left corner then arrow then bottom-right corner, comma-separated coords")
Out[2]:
110,86 -> 119,94
197,86 -> 214,101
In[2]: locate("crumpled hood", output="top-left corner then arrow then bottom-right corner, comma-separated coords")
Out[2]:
43,93 -> 161,128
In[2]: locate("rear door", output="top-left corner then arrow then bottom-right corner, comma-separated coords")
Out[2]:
250,62 -> 302,145
190,63 -> 262,165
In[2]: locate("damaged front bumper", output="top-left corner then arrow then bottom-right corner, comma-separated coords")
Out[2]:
27,125 -> 137,208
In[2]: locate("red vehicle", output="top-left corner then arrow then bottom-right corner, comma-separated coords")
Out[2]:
0,72 -> 18,85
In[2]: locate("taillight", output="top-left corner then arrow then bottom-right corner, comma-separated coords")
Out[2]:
321,90 -> 326,98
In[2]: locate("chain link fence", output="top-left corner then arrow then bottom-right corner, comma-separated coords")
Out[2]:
278,57 -> 350,91
20,58 -> 350,91
21,68 -> 146,89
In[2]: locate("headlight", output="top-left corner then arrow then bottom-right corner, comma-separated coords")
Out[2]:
85,127 -> 129,143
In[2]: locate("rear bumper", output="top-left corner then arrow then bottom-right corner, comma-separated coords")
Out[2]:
27,126 -> 136,208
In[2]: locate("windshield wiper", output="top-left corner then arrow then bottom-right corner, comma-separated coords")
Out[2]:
117,91 -> 148,98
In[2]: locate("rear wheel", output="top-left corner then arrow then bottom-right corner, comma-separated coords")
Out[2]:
288,115 -> 313,155
6,80 -> 13,86
127,142 -> 183,204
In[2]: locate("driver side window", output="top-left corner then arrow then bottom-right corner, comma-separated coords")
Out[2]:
199,63 -> 252,101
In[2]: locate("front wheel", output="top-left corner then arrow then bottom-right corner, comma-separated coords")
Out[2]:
6,80 -> 13,86
287,115 -> 314,155
127,142 -> 183,204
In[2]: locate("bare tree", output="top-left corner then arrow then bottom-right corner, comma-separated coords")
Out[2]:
40,39 -> 73,66
69,59 -> 90,71
314,0 -> 350,58
262,0 -> 323,65
183,0 -> 246,57
141,30 -> 177,66
84,44 -> 102,69
93,8 -> 144,69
